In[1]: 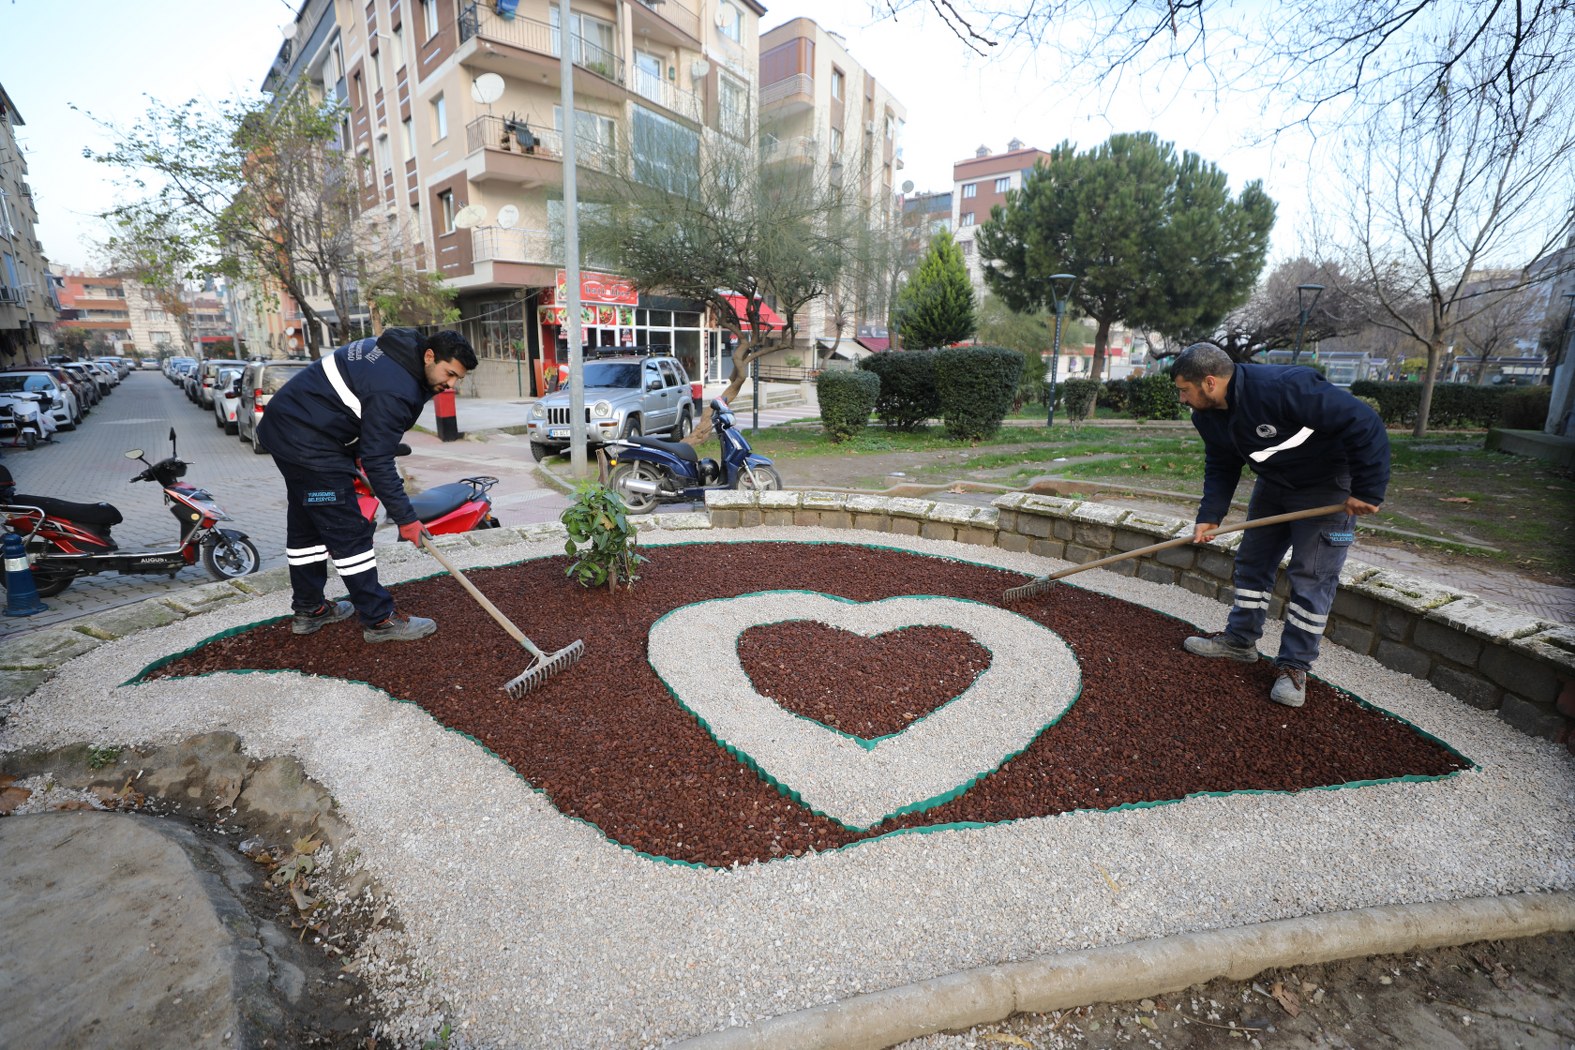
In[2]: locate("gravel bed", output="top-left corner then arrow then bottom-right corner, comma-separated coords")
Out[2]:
2,526 -> 1572,1049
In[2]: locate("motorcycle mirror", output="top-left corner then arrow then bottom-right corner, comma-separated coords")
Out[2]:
125,449 -> 144,460
169,427 -> 178,458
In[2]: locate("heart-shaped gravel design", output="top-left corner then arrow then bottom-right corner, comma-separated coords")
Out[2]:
738,622 -> 991,741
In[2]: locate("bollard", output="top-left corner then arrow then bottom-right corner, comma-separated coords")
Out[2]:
2,531 -> 48,616
434,389 -> 461,442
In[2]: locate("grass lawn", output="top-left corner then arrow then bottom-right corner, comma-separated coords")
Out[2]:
741,422 -> 1575,578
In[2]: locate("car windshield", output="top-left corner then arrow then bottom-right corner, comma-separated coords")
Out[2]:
580,362 -> 641,388
0,375 -> 50,393
260,365 -> 308,393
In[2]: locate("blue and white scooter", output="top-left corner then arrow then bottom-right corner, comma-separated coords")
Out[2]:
605,398 -> 782,513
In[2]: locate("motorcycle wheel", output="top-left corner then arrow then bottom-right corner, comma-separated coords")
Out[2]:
23,430 -> 37,451
0,563 -> 74,598
735,464 -> 784,494
608,462 -> 662,514
203,535 -> 261,579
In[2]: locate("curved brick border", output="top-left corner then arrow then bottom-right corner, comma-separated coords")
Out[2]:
704,490 -> 1575,748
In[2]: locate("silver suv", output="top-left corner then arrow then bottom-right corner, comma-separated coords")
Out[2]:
526,353 -> 695,461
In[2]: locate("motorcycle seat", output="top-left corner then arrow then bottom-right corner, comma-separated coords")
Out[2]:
407,482 -> 478,522
6,494 -> 125,528
622,436 -> 699,464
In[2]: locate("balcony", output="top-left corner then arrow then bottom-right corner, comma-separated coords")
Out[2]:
458,3 -> 625,101
468,226 -> 558,267
761,73 -> 814,112
463,115 -> 626,185
763,135 -> 817,165
630,0 -> 701,43
629,68 -> 703,124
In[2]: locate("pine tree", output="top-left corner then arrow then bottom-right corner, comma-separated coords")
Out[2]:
896,230 -> 977,350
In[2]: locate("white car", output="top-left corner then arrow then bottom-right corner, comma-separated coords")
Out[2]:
211,366 -> 244,435
0,371 -> 79,430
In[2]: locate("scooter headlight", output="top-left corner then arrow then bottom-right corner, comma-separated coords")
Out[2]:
529,402 -> 545,420
591,400 -> 614,419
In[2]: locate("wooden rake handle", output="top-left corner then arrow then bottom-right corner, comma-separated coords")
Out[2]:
1037,503 -> 1350,584
419,534 -> 544,657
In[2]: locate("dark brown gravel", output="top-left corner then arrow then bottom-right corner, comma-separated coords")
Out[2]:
144,541 -> 1469,868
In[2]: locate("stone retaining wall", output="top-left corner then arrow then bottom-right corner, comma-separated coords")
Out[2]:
705,490 -> 1575,749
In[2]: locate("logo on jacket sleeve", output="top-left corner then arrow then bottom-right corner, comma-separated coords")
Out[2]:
1256,424 -> 1278,439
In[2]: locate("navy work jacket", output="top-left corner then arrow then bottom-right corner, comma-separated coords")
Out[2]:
1188,363 -> 1390,525
257,328 -> 433,527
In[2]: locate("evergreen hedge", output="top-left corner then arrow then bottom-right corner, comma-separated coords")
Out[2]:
1127,373 -> 1184,420
934,345 -> 1023,440
1097,379 -> 1130,414
1348,381 -> 1526,428
1059,377 -> 1102,422
859,350 -> 941,431
815,369 -> 880,443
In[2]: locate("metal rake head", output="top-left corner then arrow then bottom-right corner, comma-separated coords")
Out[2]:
503,639 -> 586,698
1002,577 -> 1057,604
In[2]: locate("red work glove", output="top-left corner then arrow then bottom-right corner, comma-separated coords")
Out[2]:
398,520 -> 427,546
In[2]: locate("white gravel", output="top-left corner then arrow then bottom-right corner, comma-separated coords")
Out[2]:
3,525 -> 1572,1049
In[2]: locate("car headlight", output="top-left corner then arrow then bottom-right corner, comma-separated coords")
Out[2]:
529,402 -> 545,419
591,400 -> 614,418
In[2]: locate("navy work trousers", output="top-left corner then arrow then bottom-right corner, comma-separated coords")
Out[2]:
273,456 -> 395,626
1223,478 -> 1355,672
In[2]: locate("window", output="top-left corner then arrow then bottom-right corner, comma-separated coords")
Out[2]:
370,50 -> 383,94
392,23 -> 405,68
431,94 -> 447,140
960,240 -> 973,256
885,114 -> 895,140
631,105 -> 699,194
830,68 -> 844,100
402,117 -> 415,155
553,105 -> 618,168
960,212 -> 974,226
961,182 -> 977,198
421,0 -> 439,40
718,0 -> 742,43
634,50 -> 664,103
439,190 -> 455,233
719,72 -> 749,139
550,8 -> 616,70
376,134 -> 392,174
994,176 -> 1010,193
830,127 -> 842,156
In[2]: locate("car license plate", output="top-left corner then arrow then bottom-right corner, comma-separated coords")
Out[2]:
548,428 -> 569,438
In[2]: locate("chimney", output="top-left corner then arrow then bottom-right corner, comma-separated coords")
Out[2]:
975,144 -> 991,158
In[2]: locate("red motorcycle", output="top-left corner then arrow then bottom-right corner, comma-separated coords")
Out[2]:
0,429 -> 260,598
353,444 -> 501,534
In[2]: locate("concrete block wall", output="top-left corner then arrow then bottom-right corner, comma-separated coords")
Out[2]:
704,489 -> 1575,748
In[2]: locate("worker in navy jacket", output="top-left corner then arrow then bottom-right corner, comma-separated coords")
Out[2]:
1170,341 -> 1390,708
258,328 -> 477,643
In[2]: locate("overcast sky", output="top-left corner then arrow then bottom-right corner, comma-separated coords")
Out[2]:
1,0 -> 1315,272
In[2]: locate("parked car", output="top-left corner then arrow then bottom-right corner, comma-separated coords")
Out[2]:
211,366 -> 245,435
59,363 -> 104,405
195,358 -> 246,408
88,361 -> 120,389
166,356 -> 196,383
0,371 -> 79,430
236,358 -> 312,453
525,352 -> 695,461
140,357 -> 159,370
94,355 -> 131,379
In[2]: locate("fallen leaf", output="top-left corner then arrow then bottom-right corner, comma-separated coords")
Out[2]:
289,883 -> 319,913
0,773 -> 17,789
55,799 -> 99,812
1270,980 -> 1301,1018
293,835 -> 323,855
980,1034 -> 1032,1047
1439,497 -> 1473,503
1138,1016 -> 1159,1030
0,786 -> 32,815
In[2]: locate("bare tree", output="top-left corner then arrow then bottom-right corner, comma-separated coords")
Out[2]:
1319,24 -> 1575,435
1453,272 -> 1544,383
1201,257 -> 1366,362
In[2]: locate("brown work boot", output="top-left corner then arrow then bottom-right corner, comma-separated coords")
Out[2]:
1270,668 -> 1307,707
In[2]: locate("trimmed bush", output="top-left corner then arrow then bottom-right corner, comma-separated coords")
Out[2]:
859,350 -> 941,431
1059,377 -> 1102,423
816,368 -> 880,443
1498,386 -> 1551,430
934,345 -> 1023,440
1127,373 -> 1183,420
1097,379 -> 1130,414
1349,381 -> 1515,428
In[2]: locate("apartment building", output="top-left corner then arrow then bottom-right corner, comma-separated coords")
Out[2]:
951,140 -> 1052,297
758,17 -> 905,356
0,82 -> 57,365
56,270 -> 133,352
261,0 -> 767,397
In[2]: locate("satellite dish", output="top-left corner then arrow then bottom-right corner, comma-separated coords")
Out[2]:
714,5 -> 735,28
497,204 -> 520,229
453,203 -> 488,229
471,73 -> 505,105
901,180 -> 915,193
690,59 -> 711,79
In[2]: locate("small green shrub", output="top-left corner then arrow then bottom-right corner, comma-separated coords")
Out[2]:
816,369 -> 881,442
860,350 -> 941,431
561,482 -> 646,591
1097,379 -> 1130,414
1059,377 -> 1102,423
1497,385 -> 1551,430
934,345 -> 1024,440
1349,381 -> 1512,428
1127,373 -> 1183,421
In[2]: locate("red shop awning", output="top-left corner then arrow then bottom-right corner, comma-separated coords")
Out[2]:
722,294 -> 786,331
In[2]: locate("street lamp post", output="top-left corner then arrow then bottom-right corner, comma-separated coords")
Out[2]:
1046,273 -> 1076,427
1293,283 -> 1324,364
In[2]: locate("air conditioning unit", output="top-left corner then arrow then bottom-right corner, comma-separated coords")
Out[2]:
865,120 -> 876,135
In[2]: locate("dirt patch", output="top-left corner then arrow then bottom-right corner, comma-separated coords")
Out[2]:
143,542 -> 1466,867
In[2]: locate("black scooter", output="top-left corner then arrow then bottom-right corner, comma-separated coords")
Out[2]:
604,398 -> 782,513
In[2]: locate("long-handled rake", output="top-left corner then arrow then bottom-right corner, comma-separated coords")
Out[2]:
420,535 -> 584,697
1002,503 -> 1349,604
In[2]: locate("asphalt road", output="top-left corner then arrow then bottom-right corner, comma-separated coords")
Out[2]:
1,370 -> 565,637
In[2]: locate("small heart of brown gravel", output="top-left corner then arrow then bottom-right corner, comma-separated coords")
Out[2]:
737,621 -> 992,739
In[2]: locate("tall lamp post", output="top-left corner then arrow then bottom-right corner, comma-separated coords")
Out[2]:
1046,273 -> 1076,427
1293,283 -> 1324,364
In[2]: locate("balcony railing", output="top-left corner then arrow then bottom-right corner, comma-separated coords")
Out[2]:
763,135 -> 818,163
468,226 -> 558,266
634,0 -> 701,39
761,73 -> 813,107
630,69 -> 703,123
464,114 -> 624,174
459,3 -> 625,84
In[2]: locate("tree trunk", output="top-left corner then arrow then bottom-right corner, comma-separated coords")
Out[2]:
1412,339 -> 1445,437
1090,317 -> 1112,381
